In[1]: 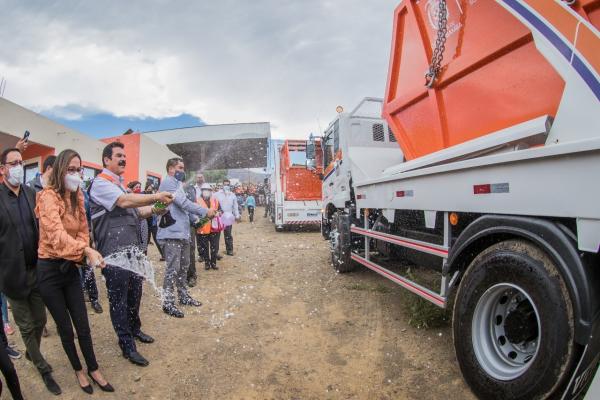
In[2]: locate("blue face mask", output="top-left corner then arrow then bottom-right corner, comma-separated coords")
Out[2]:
174,171 -> 186,182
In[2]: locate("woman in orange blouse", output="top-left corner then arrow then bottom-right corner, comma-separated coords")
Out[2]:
35,149 -> 114,394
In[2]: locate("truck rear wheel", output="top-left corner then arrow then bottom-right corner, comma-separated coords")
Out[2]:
330,211 -> 355,273
453,240 -> 575,400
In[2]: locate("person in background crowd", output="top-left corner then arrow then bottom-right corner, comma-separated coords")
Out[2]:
158,158 -> 214,318
35,149 -> 114,394
196,184 -> 221,270
79,178 -> 103,314
127,181 -> 142,194
1,294 -> 14,336
26,156 -> 57,338
89,142 -> 173,367
144,182 -> 164,260
0,324 -> 23,399
183,180 -> 198,287
193,172 -> 205,198
0,293 -> 20,359
192,172 -> 205,267
246,193 -> 256,223
0,147 -> 60,395
28,155 -> 56,193
215,179 -> 241,256
236,192 -> 245,217
128,181 -> 150,254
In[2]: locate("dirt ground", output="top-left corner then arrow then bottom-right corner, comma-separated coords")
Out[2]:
14,207 -> 474,399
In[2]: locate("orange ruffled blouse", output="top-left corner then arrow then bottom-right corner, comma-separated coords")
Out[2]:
35,188 -> 89,262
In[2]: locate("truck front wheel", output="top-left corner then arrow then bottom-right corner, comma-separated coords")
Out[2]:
453,240 -> 575,400
330,212 -> 355,273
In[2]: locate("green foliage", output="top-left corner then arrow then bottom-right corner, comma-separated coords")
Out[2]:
403,269 -> 451,329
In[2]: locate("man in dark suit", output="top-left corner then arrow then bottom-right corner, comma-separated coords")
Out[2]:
0,147 -> 61,395
184,181 -> 198,287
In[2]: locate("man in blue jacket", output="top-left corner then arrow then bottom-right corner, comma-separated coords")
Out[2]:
158,158 -> 215,318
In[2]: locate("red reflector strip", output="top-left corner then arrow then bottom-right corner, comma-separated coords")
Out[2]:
395,190 -> 413,198
474,184 -> 491,194
357,194 -> 366,200
474,183 -> 509,195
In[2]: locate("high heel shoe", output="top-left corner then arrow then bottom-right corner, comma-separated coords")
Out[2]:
76,372 -> 93,394
88,371 -> 115,392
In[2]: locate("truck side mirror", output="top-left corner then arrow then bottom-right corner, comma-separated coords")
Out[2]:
306,158 -> 317,170
306,142 -> 316,160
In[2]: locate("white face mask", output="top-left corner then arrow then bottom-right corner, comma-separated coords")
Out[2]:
64,173 -> 82,192
6,165 -> 24,186
223,185 -> 231,192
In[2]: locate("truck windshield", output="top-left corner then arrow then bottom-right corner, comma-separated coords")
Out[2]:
289,150 -> 307,166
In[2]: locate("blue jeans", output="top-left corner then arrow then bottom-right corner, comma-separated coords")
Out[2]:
1,293 -> 8,324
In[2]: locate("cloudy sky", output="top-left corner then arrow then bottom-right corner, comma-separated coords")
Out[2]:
0,0 -> 398,139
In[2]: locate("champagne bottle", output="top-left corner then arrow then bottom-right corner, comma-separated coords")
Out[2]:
193,216 -> 210,229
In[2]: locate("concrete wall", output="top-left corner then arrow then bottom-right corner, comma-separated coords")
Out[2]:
139,134 -> 179,186
101,133 -> 178,187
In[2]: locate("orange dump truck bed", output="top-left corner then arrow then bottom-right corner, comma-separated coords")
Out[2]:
280,140 -> 322,201
384,0 -> 600,161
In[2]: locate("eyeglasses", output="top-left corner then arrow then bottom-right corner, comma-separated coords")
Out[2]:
67,167 -> 84,174
3,160 -> 23,167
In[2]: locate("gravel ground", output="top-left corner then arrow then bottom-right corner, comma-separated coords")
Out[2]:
12,207 -> 474,399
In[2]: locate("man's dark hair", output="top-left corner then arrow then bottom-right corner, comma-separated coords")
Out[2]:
1,148 -> 20,165
43,155 -> 57,172
166,157 -> 183,171
223,179 -> 230,184
102,142 -> 125,167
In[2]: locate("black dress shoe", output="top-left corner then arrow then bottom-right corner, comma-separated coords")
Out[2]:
226,251 -> 234,256
123,351 -> 149,367
216,254 -> 223,260
163,305 -> 184,318
91,300 -> 103,314
211,264 -> 219,270
42,372 -> 62,395
204,263 -> 211,270
76,372 -> 93,394
88,371 -> 115,392
180,297 -> 202,307
134,331 -> 155,343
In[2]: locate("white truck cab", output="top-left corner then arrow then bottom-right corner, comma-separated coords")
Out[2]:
315,97 -> 404,237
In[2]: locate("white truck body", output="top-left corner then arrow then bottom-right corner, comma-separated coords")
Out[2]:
314,2 -> 600,398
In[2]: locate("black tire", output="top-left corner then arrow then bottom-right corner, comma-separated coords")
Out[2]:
275,225 -> 284,232
453,240 -> 575,400
321,215 -> 331,240
330,211 -> 355,273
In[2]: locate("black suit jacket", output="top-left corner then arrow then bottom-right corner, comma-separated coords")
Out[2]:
0,183 -> 39,299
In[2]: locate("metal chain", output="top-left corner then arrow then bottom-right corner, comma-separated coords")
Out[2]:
425,0 -> 448,88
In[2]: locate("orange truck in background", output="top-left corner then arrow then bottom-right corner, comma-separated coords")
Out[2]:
270,139 -> 323,231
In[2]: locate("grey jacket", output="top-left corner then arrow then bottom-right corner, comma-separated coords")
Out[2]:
157,176 -> 207,240
27,174 -> 44,193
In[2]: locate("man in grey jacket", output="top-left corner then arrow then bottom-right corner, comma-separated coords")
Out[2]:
158,158 -> 215,318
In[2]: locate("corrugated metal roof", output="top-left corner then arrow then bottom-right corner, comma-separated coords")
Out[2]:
142,122 -> 270,144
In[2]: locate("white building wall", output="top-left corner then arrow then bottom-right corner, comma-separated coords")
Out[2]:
0,98 -> 104,163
